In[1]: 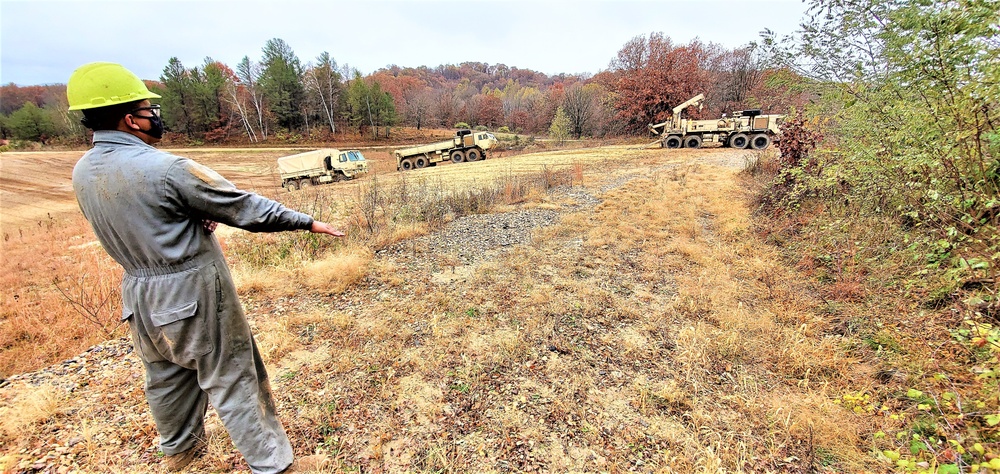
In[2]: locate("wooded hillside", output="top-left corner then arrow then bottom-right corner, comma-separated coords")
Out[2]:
0,33 -> 802,146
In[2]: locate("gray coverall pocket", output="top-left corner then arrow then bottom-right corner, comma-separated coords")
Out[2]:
151,301 -> 199,327
125,265 -> 219,364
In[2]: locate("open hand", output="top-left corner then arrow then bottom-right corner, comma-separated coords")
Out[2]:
310,221 -> 345,237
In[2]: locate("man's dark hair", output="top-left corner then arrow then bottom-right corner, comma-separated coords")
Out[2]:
80,100 -> 143,130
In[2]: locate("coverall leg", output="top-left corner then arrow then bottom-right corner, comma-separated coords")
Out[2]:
139,358 -> 209,455
125,260 -> 294,474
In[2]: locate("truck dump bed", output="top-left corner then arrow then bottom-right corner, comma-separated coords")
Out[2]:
277,149 -> 335,176
395,138 -> 458,158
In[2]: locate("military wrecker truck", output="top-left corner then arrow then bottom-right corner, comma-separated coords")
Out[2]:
394,129 -> 499,171
278,148 -> 368,191
648,93 -> 784,150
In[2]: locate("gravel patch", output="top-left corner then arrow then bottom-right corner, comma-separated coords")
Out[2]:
376,171 -> 665,272
0,337 -> 135,391
379,208 -> 561,267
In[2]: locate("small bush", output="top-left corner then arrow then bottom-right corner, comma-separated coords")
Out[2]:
741,149 -> 780,177
453,122 -> 470,129
753,113 -> 823,212
776,113 -> 823,171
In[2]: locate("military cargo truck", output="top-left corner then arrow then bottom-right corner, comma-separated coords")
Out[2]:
648,94 -> 784,149
278,148 -> 368,191
394,129 -> 499,171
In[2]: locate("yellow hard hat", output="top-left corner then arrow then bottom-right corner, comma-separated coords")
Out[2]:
67,62 -> 161,111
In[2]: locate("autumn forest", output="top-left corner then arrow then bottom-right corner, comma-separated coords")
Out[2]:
0,32 -> 800,146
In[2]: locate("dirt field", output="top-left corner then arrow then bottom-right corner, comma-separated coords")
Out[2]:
0,144 -> 742,232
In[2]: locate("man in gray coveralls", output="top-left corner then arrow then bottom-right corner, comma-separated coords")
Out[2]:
68,62 -> 333,473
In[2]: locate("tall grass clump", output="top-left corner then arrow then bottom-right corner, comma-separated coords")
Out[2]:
226,167 -> 575,271
347,167 -> 572,247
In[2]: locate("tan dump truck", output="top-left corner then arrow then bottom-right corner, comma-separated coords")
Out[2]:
648,93 -> 784,149
394,129 -> 499,171
278,148 -> 368,191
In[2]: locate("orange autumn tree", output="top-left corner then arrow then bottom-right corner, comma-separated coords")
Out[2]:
472,92 -> 504,129
370,71 -> 433,130
607,33 -> 714,134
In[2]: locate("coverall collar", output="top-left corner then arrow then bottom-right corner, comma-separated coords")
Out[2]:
92,129 -> 157,148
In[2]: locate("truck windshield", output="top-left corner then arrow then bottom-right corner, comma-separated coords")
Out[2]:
348,151 -> 364,161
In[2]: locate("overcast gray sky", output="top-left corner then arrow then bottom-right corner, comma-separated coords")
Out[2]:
1,0 -> 808,86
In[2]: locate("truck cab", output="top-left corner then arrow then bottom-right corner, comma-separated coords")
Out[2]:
330,149 -> 369,174
471,131 -> 498,149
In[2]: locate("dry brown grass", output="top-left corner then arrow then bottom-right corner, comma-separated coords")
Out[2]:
301,245 -> 373,294
0,214 -> 126,377
0,383 -> 63,439
545,162 -> 871,470
1,144 -> 883,473
230,264 -> 297,297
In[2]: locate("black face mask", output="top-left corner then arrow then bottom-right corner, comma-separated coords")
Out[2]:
128,105 -> 164,139
142,113 -> 165,139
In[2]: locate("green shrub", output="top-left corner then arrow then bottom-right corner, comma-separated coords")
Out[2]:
7,103 -> 57,142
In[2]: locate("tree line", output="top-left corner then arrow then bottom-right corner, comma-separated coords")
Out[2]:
0,34 -> 800,145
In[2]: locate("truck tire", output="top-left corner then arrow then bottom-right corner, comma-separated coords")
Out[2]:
286,180 -> 299,192
664,136 -> 682,149
333,172 -> 345,182
466,149 -> 481,162
401,158 -> 415,171
684,135 -> 702,149
729,133 -> 749,149
300,178 -> 313,189
750,133 -> 771,150
451,150 -> 466,163
415,156 -> 429,168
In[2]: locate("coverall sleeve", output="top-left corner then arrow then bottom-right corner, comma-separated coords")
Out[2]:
164,158 -> 314,232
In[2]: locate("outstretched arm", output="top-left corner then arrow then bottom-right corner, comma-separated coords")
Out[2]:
167,159 -> 314,232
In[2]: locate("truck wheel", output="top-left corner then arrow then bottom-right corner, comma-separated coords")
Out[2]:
466,149 -> 481,162
451,150 -> 466,163
286,180 -> 299,192
333,173 -> 345,182
415,156 -> 428,168
300,178 -> 313,188
750,133 -> 771,150
729,133 -> 749,149
401,158 -> 415,171
664,136 -> 682,149
684,135 -> 702,149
